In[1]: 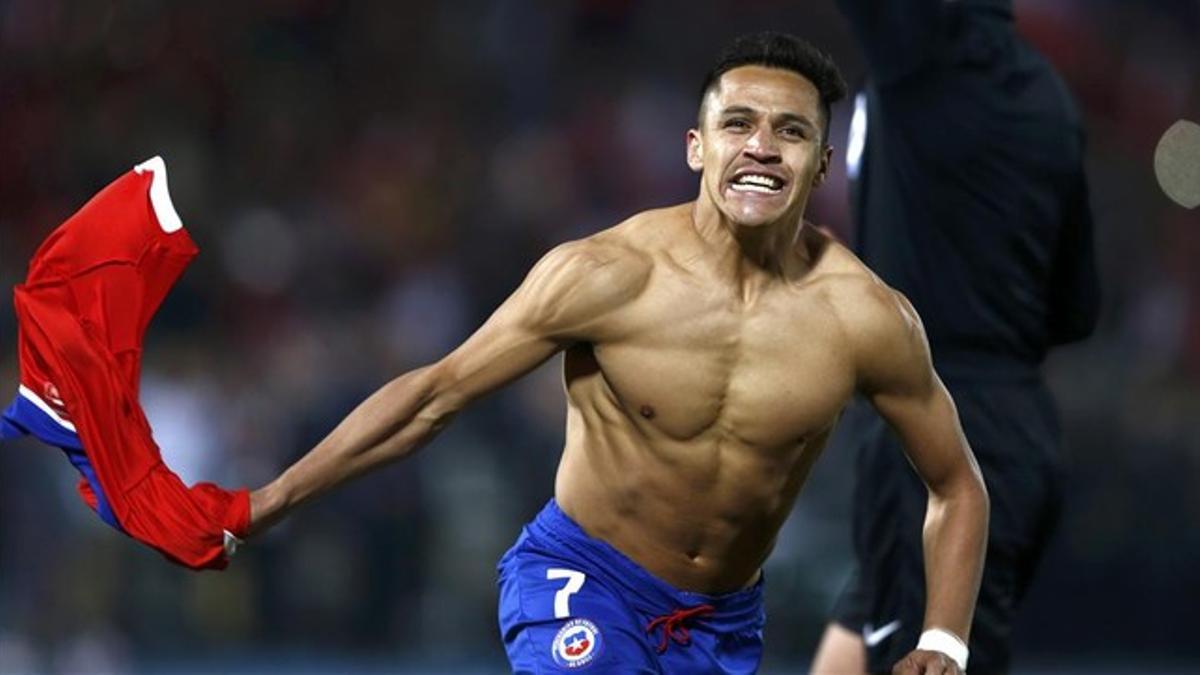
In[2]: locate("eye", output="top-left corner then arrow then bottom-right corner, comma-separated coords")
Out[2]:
779,126 -> 807,140
723,118 -> 751,131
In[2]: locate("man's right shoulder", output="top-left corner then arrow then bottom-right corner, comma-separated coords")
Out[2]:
539,204 -> 681,285
538,222 -> 654,285
518,230 -> 653,338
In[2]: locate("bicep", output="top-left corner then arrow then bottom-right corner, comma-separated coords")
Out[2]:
869,370 -> 972,492
858,292 -> 974,491
434,302 -> 563,411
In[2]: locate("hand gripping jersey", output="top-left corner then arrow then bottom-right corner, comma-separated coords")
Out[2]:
0,157 -> 249,570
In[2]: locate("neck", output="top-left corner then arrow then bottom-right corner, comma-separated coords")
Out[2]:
689,197 -> 811,297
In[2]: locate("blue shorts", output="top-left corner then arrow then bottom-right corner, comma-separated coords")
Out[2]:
497,500 -> 765,673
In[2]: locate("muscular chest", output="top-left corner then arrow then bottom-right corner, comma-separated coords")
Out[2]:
578,272 -> 856,446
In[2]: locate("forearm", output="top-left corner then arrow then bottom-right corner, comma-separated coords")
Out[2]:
249,365 -> 456,534
921,473 -> 989,640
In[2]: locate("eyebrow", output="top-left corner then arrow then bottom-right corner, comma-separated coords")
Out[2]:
718,106 -> 817,131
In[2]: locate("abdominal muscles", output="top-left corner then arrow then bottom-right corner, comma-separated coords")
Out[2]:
555,346 -> 838,593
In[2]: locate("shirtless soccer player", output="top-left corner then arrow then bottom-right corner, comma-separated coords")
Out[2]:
248,33 -> 989,674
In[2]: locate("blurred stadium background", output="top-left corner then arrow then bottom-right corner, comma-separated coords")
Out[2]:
1,1 -> 1197,673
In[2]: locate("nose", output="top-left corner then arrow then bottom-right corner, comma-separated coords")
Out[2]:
743,126 -> 781,163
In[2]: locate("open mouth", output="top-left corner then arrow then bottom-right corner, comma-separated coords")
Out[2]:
728,172 -> 785,195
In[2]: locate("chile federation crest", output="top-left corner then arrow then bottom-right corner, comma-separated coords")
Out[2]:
551,618 -> 603,668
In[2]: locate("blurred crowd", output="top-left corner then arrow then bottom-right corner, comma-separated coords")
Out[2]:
1,1 -> 1197,672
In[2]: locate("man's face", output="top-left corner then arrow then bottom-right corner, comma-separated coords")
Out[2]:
687,65 -> 832,228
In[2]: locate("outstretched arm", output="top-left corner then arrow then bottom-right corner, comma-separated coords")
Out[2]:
249,239 -> 649,534
853,284 -> 989,673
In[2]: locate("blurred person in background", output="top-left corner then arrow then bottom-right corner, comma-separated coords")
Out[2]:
247,32 -> 989,674
812,0 -> 1099,673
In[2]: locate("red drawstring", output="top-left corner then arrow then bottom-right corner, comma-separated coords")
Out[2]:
646,604 -> 715,654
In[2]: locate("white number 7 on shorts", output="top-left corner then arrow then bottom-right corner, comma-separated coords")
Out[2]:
546,568 -> 586,619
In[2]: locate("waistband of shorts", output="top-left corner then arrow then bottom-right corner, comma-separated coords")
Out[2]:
527,499 -> 764,626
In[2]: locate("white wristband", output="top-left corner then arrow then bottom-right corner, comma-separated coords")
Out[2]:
223,529 -> 244,558
917,628 -> 969,670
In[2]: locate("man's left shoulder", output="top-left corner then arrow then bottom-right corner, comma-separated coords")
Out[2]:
816,271 -> 923,352
798,228 -> 896,311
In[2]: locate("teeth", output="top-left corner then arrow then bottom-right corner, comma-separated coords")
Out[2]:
730,183 -> 778,194
733,174 -> 782,190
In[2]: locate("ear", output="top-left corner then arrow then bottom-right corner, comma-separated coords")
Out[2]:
812,144 -> 833,188
686,129 -> 704,173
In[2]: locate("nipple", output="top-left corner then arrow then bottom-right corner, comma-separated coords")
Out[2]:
640,404 -> 656,419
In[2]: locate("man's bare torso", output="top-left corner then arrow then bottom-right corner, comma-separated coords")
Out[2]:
251,58 -> 986,670
555,203 -> 884,594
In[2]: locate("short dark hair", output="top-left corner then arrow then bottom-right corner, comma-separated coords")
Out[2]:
699,32 -> 848,145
